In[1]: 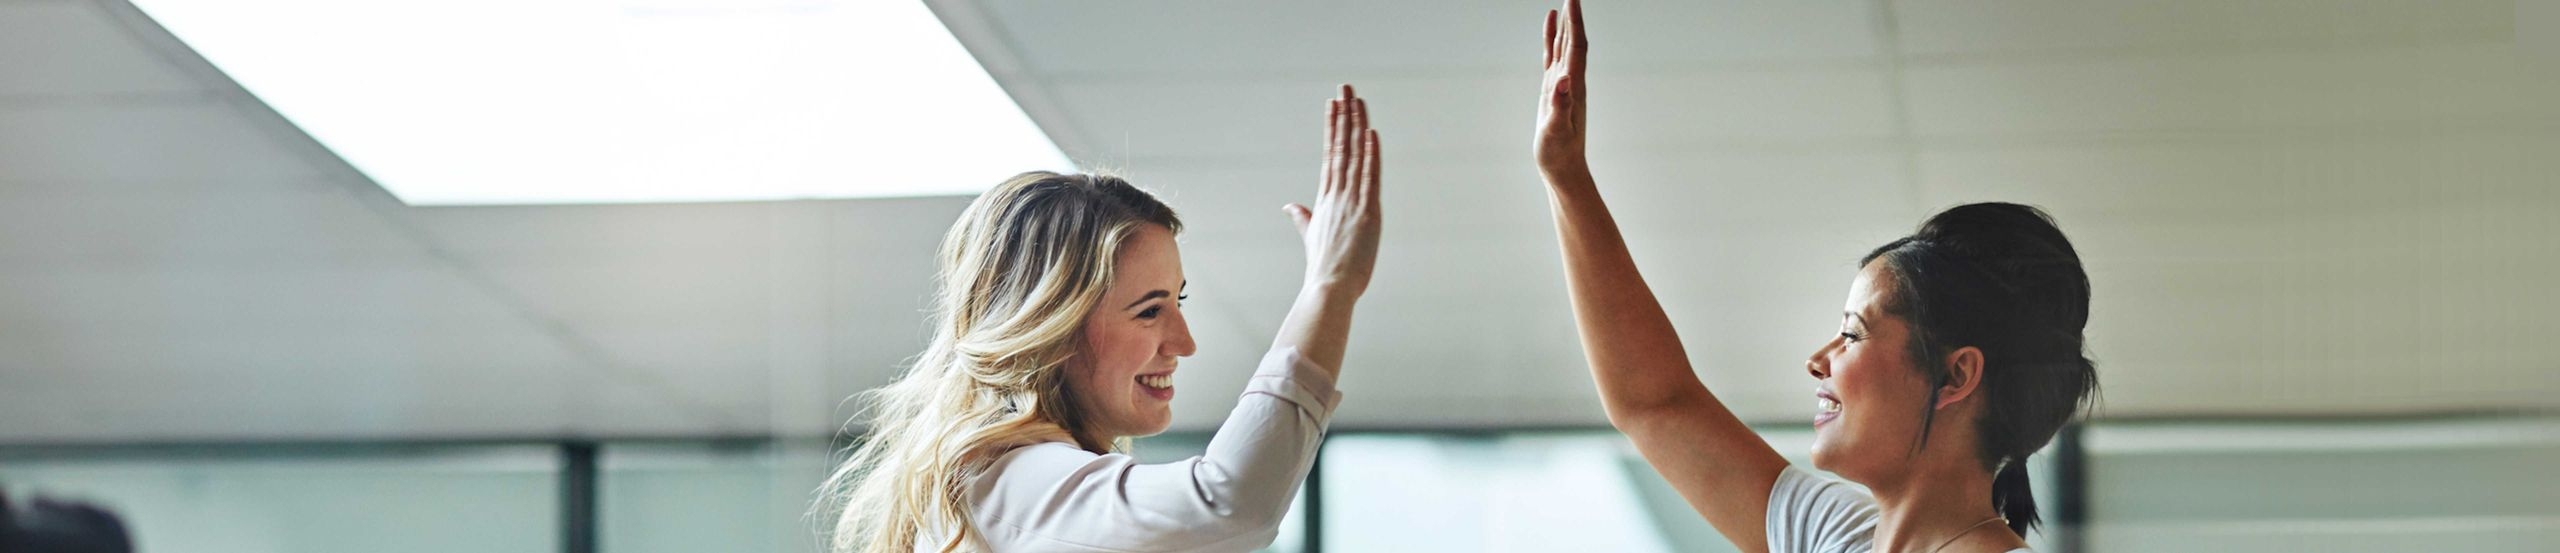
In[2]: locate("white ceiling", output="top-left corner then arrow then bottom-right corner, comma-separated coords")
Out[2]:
0,0 -> 2552,443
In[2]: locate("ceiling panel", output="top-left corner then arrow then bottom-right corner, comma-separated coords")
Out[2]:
1051,67 -> 1896,165
0,0 -> 204,96
1328,291 -> 1603,429
0,102 -> 325,183
819,197 -> 976,397
2088,244 -> 2560,416
0,262 -> 643,441
1046,76 -> 1505,162
1901,42 -> 2560,139
0,186 -> 416,265
975,0 -> 1875,78
1917,138 -> 2431,222
1894,0 -> 2512,59
1590,150 -> 1917,230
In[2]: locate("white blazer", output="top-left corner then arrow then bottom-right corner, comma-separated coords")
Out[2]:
926,347 -> 1343,552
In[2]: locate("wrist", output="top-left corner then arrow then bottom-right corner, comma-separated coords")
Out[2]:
1539,162 -> 1595,188
1298,278 -> 1367,303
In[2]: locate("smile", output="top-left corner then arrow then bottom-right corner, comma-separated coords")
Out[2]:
1137,372 -> 1175,401
1814,389 -> 1842,426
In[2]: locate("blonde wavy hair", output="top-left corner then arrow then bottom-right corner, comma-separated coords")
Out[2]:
818,171 -> 1183,553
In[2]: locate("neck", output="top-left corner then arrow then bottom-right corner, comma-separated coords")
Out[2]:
1862,456 -> 2019,553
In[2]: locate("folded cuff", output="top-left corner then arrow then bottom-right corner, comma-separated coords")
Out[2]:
1244,346 -> 1345,422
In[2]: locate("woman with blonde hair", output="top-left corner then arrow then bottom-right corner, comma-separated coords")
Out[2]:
820,86 -> 1384,553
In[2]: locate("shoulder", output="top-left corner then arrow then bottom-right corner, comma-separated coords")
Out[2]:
1764,465 -> 1879,553
990,441 -> 1103,467
969,442 -> 1141,505
978,442 -> 1128,484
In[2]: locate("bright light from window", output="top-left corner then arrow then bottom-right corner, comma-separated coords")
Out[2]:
133,0 -> 1072,205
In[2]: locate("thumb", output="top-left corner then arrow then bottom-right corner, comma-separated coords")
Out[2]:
1283,204 -> 1312,236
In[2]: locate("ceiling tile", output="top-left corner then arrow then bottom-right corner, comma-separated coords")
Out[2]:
0,1 -> 206,96
1902,42 -> 2560,138
1895,0 -> 2511,59
977,0 -> 1875,78
0,102 -> 327,182
0,186 -> 414,265
1050,67 -> 1894,164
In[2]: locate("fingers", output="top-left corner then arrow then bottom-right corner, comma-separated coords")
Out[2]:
1349,96 -> 1374,204
1350,127 -> 1373,199
1284,203 -> 1312,236
1322,86 -> 1378,206
1543,10 -> 1558,67
1326,95 -> 1348,192
1361,128 -> 1382,204
1334,85 -> 1366,194
1567,0 -> 1589,73
1351,98 -> 1368,153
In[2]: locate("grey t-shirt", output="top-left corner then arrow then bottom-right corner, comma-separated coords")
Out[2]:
1764,465 -> 2033,553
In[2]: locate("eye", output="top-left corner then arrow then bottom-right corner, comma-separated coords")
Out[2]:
1137,306 -> 1163,320
1839,331 -> 1864,343
1177,293 -> 1189,305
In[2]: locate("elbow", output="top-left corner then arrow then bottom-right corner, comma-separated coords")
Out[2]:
1201,496 -> 1290,536
1600,404 -> 1655,432
1167,504 -> 1285,551
1185,464 -> 1296,540
1234,509 -> 1290,539
1600,389 -> 1703,431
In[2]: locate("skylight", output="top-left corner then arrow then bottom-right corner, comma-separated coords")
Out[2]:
132,0 -> 1072,205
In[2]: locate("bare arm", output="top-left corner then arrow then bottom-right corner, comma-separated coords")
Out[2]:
1273,85 -> 1384,376
1534,2 -> 1786,550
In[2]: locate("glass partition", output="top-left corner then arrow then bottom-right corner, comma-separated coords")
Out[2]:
0,445 -> 559,553
3,416 -> 2549,553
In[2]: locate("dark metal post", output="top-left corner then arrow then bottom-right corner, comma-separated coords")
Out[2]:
563,441 -> 599,553
2053,424 -> 2088,553
1302,444 -> 1324,553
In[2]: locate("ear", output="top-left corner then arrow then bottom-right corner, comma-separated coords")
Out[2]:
1936,346 -> 1985,410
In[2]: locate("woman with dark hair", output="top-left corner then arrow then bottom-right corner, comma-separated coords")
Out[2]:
1530,1 -> 2097,552
0,491 -> 134,553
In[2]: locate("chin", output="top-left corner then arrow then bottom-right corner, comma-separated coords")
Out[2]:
1807,442 -> 1837,472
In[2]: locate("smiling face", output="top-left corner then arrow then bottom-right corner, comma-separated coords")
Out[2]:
1066,224 -> 1195,441
1805,260 -> 1942,481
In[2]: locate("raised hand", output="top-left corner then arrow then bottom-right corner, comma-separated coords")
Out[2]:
1286,85 -> 1384,299
1535,0 -> 1589,177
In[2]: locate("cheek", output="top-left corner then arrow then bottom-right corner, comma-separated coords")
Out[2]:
1836,344 -> 1898,394
1061,361 -> 1105,407
1089,332 -> 1145,376
1078,323 -> 1164,407
1839,361 -> 1928,427
1082,322 -> 1131,370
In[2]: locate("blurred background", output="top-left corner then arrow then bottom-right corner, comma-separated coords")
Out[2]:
2,0 -> 2556,551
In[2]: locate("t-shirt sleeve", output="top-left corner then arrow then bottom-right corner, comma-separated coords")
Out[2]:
1764,464 -> 1882,553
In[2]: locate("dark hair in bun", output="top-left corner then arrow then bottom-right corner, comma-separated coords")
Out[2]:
1861,202 -> 2100,537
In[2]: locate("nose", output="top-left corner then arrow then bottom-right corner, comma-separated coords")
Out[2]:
1163,307 -> 1198,358
1806,337 -> 1836,380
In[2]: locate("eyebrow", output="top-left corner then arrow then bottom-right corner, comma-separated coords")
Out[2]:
1123,281 -> 1188,311
1843,312 -> 1867,326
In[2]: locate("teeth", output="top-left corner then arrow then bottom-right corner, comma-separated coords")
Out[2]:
1139,375 -> 1173,390
1817,398 -> 1840,413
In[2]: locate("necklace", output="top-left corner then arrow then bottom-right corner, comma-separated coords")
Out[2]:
1923,516 -> 2007,553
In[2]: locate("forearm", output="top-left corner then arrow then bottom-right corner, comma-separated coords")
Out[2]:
1541,164 -> 1713,417
1269,281 -> 1361,379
